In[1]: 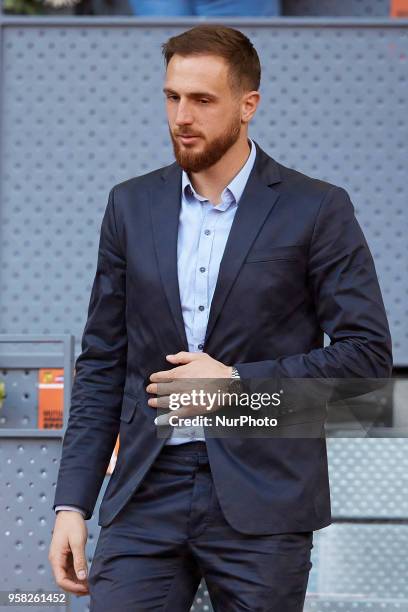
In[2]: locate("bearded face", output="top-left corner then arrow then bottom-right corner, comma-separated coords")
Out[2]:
164,54 -> 248,174
169,111 -> 242,173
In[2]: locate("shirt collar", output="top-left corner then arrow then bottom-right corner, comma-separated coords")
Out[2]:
181,138 -> 256,207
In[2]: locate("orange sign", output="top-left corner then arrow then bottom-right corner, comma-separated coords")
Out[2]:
391,0 -> 408,16
38,369 -> 64,429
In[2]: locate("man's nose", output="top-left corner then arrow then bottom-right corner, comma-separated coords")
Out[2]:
175,101 -> 194,125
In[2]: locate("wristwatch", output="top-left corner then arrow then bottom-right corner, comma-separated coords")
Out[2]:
229,366 -> 242,396
231,366 -> 241,379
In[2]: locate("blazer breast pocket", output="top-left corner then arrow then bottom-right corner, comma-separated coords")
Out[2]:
244,245 -> 306,264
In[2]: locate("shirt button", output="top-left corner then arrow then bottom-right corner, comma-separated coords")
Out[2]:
199,267 -> 206,273
198,343 -> 204,350
204,229 -> 211,235
198,305 -> 205,311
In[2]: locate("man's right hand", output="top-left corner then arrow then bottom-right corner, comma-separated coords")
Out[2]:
48,511 -> 89,596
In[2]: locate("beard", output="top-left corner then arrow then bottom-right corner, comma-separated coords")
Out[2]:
169,115 -> 242,173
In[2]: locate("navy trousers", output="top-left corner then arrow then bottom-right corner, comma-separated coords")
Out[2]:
88,441 -> 313,611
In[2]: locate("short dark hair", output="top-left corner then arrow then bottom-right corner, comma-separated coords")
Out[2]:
161,24 -> 261,93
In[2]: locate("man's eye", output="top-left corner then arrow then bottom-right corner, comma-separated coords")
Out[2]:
199,99 -> 209,104
167,95 -> 178,100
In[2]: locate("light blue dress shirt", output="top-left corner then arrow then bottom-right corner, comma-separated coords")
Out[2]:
55,138 -> 256,514
166,137 -> 257,444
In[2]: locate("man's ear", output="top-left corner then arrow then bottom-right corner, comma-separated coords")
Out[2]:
241,91 -> 261,124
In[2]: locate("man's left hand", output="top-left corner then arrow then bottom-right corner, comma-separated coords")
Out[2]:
146,352 -> 233,422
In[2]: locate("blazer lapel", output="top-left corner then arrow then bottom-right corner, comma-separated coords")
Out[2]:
203,142 -> 282,348
149,141 -> 282,354
150,161 -> 189,351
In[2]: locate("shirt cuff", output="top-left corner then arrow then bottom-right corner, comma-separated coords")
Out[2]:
55,505 -> 86,518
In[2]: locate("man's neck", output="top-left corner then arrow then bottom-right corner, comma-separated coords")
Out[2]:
188,136 -> 251,205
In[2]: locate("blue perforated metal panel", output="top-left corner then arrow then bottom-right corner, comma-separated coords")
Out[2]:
0,19 -> 406,363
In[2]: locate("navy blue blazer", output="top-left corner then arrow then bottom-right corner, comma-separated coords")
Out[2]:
53,141 -> 392,534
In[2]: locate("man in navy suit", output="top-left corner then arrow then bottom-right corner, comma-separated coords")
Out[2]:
49,24 -> 392,611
